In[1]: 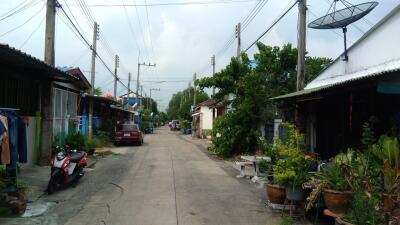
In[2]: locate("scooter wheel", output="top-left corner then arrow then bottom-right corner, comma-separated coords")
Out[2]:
47,178 -> 57,194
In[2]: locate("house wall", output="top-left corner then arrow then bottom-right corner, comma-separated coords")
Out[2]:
25,117 -> 37,166
307,6 -> 400,89
200,106 -> 213,130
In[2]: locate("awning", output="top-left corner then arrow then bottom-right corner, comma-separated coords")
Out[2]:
272,60 -> 400,101
192,112 -> 202,117
271,86 -> 328,100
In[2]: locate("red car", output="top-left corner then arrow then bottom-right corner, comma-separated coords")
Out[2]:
114,124 -> 144,145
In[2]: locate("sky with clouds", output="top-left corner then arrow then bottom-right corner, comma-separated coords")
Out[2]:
0,0 -> 398,111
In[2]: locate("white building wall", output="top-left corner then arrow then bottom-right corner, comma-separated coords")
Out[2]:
200,106 -> 213,130
306,6 -> 400,89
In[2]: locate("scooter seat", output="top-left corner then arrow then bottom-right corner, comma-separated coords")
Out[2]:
70,152 -> 85,162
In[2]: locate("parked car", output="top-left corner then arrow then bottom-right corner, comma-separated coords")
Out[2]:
114,124 -> 144,145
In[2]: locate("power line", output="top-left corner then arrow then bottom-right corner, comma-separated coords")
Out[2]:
241,0 -> 270,32
121,0 -> 140,51
58,5 -> 130,91
144,0 -> 156,61
20,14 -> 45,48
67,0 -> 258,7
244,0 -> 298,52
133,0 -> 151,61
62,0 -> 90,41
197,0 -> 271,76
0,0 -> 42,22
0,4 -> 44,38
0,0 -> 31,18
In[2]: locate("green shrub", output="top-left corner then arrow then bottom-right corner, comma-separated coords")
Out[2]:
258,159 -> 269,174
315,163 -> 349,191
87,138 -> 100,149
278,217 -> 293,225
343,190 -> 382,225
273,123 -> 311,188
65,133 -> 88,152
211,113 -> 261,157
96,130 -> 111,147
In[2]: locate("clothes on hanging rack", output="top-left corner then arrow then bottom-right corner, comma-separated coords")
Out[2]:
0,110 -> 27,168
0,115 -> 10,164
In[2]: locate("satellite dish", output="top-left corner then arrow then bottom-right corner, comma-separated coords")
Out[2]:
308,0 -> 378,61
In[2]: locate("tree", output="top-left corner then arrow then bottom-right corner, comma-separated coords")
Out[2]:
93,87 -> 103,96
195,42 -> 331,157
142,97 -> 158,114
166,87 -> 208,121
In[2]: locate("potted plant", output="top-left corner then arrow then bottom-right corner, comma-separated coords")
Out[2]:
258,137 -> 287,204
371,135 -> 400,212
272,123 -> 310,202
305,151 -> 355,214
320,163 -> 353,214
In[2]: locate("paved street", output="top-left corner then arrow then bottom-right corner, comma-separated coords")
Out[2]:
1,127 -> 279,225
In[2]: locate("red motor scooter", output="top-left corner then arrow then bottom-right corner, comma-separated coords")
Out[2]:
47,146 -> 88,194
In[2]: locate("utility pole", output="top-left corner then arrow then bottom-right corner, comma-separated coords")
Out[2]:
193,73 -> 197,107
188,82 -> 191,99
127,72 -> 131,96
44,0 -> 57,65
41,0 -> 58,164
211,55 -> 216,121
211,55 -> 216,95
296,0 -> 307,91
136,62 -> 156,110
114,55 -> 119,101
235,23 -> 241,61
88,21 -> 99,138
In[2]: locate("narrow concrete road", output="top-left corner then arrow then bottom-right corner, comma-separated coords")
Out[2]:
63,127 -> 279,225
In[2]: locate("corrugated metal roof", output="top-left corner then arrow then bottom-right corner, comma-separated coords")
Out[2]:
270,86 -> 327,100
272,59 -> 400,100
0,44 -> 75,81
306,59 -> 400,89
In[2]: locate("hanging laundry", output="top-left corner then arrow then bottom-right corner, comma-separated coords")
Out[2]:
0,115 -> 10,165
3,112 -> 18,170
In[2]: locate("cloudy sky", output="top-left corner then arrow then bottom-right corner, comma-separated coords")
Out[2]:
0,0 -> 398,111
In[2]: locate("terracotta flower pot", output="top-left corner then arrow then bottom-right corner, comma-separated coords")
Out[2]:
265,184 -> 286,204
322,189 -> 353,214
383,193 -> 398,212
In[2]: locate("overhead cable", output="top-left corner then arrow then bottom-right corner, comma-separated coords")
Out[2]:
68,0 -> 258,7
0,5 -> 44,38
244,0 -> 298,52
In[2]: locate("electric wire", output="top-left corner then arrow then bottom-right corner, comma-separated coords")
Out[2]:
197,0 -> 272,77
244,0 -> 298,52
121,0 -> 140,51
0,0 -> 42,22
68,0 -> 258,7
19,14 -> 45,48
144,0 -> 156,61
241,0 -> 270,32
0,5 -> 45,38
133,0 -> 151,62
58,5 -> 130,91
0,0 -> 31,18
61,0 -> 90,41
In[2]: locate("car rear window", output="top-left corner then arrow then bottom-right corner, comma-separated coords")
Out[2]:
120,124 -> 139,131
